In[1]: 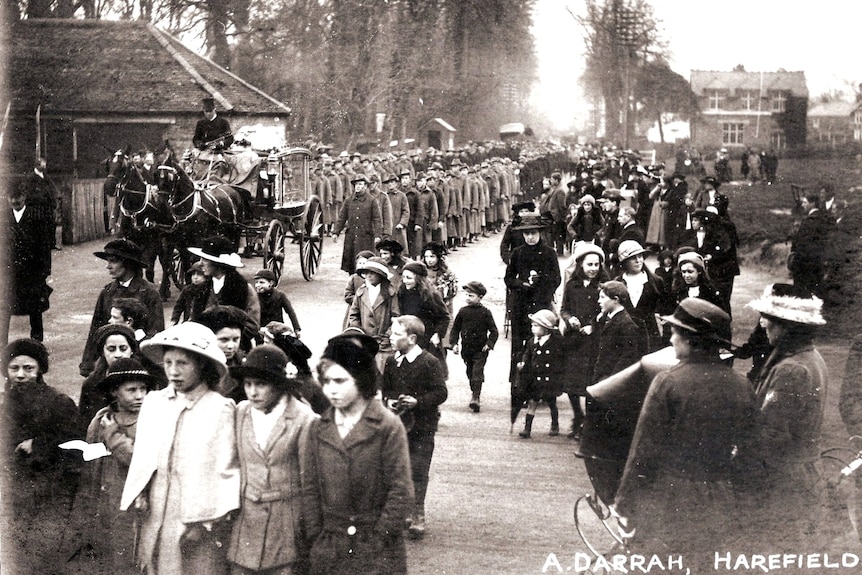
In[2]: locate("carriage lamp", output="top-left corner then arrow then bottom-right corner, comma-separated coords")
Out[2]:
267,152 -> 279,176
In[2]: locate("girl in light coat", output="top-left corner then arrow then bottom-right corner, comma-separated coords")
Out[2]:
228,345 -> 318,575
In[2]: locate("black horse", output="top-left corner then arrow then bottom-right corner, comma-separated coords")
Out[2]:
154,146 -> 249,280
104,149 -> 176,300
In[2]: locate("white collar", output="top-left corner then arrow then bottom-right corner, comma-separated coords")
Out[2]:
395,345 -> 422,364
119,277 -> 133,288
250,395 -> 289,448
535,333 -> 551,346
212,275 -> 225,293
607,306 -> 624,319
12,206 -> 25,222
365,281 -> 381,302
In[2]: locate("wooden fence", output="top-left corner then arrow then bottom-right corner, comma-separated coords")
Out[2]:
67,178 -> 115,244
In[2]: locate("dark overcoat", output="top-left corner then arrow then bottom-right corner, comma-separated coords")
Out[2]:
333,191 -> 383,275
613,357 -> 758,566
303,400 -> 414,575
559,274 -> 602,395
518,331 -> 567,399
7,205 -> 52,315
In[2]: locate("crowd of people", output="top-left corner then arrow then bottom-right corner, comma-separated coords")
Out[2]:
0,135 -> 850,575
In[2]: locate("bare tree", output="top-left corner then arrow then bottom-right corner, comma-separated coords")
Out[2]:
576,0 -> 664,144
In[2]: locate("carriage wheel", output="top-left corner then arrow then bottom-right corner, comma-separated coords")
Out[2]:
299,197 -> 324,281
574,493 -> 626,560
170,247 -> 188,290
263,219 -> 286,281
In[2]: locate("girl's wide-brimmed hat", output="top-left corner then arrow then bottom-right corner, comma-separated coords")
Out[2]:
99,357 -> 158,394
660,297 -> 732,345
356,257 -> 393,280
747,283 -> 826,326
94,238 -> 148,269
187,236 -> 244,268
617,240 -> 646,262
140,322 -> 227,377
573,241 -> 605,264
512,215 -> 546,231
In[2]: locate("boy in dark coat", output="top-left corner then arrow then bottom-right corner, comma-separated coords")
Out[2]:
450,281 -> 499,413
381,315 -> 448,540
515,309 -> 566,438
169,261 -> 210,326
253,269 -> 301,338
579,280 -> 642,504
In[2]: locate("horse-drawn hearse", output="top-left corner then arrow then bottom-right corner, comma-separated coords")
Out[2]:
106,142 -> 324,298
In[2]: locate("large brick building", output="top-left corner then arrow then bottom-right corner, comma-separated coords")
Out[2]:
689,69 -> 808,151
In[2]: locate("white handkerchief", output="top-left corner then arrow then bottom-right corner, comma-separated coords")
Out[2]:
59,440 -> 111,461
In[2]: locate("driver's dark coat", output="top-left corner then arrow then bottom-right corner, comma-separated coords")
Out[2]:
193,114 -> 234,149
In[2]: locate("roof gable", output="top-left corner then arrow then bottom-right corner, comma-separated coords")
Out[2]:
8,19 -> 290,116
690,69 -> 808,98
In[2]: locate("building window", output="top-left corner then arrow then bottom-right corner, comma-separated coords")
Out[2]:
770,130 -> 784,150
741,90 -> 757,111
771,91 -> 787,112
708,90 -> 725,110
722,122 -> 745,145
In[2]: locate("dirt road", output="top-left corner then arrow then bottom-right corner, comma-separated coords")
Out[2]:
8,231 -> 862,573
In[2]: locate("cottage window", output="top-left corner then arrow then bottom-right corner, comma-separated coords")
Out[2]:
708,90 -> 725,110
722,123 -> 745,145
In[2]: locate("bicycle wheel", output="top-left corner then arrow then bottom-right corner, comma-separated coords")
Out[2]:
573,493 -> 624,559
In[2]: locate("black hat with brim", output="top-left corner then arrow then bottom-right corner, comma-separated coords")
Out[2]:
375,238 -> 404,253
99,357 -> 158,395
94,238 -> 148,269
512,215 -> 546,231
230,344 -> 297,391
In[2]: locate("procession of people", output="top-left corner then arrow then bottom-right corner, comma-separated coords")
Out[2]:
0,135 -> 851,575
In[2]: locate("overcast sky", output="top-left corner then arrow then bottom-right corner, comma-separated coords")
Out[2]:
530,0 -> 862,129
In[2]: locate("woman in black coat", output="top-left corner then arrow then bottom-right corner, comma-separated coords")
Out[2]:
559,242 -> 609,438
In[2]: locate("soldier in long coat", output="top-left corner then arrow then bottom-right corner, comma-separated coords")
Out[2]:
382,174 -> 410,251
415,173 -> 439,253
332,175 -> 383,275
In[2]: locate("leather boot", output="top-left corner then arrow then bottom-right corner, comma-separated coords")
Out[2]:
408,505 -> 426,539
518,414 -> 534,438
549,400 -> 559,436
